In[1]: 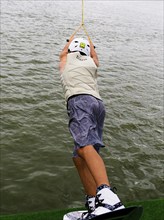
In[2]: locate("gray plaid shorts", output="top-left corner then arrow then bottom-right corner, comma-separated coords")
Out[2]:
67,94 -> 105,157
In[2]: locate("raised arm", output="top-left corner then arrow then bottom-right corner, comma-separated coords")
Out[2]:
82,25 -> 99,67
59,25 -> 82,73
59,35 -> 74,73
89,39 -> 99,67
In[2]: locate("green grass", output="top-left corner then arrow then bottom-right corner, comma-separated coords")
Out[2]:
0,199 -> 163,220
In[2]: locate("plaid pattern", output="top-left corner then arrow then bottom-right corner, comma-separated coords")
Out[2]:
67,95 -> 105,157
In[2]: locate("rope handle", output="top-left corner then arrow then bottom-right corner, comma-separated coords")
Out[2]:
67,0 -> 93,45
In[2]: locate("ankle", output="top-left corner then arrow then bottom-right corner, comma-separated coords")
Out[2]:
97,184 -> 111,193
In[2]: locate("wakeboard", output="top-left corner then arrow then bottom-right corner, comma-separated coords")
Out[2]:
63,210 -> 86,220
63,206 -> 143,220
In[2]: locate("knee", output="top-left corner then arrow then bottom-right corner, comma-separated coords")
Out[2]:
77,147 -> 85,158
77,145 -> 94,158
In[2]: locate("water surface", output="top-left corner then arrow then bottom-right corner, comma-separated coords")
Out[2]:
0,0 -> 163,214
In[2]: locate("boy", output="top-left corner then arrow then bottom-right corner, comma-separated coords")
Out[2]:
59,34 -> 124,219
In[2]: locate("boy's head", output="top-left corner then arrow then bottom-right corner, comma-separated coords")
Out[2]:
68,38 -> 90,56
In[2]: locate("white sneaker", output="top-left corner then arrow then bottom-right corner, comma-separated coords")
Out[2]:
80,185 -> 125,219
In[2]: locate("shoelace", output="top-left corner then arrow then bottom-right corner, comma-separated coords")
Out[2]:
95,186 -> 123,211
80,212 -> 96,220
85,196 -> 95,213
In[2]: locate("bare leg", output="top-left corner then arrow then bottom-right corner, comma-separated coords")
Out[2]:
77,145 -> 110,188
73,156 -> 97,196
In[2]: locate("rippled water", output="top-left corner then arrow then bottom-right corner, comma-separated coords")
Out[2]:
0,0 -> 163,215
